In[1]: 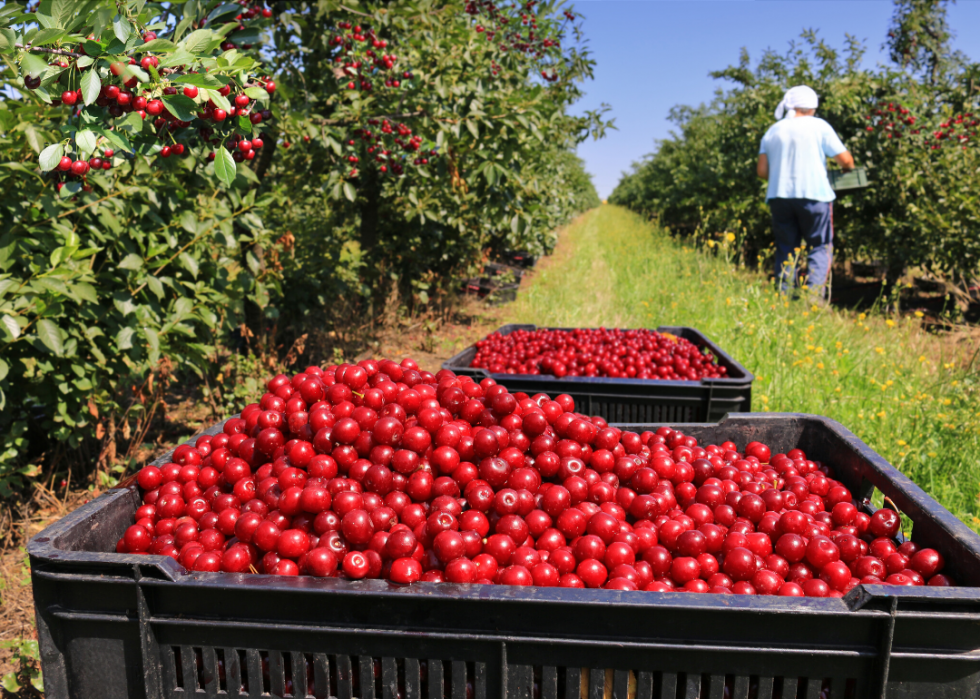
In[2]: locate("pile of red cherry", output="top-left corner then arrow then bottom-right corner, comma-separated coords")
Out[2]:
121,358 -> 952,596
468,328 -> 728,380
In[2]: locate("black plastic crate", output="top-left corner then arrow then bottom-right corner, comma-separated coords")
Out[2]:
459,279 -> 520,305
482,262 -> 524,284
460,277 -> 492,298
442,325 -> 754,423
28,413 -> 980,699
499,250 -> 537,268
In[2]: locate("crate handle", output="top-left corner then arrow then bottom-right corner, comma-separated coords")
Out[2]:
871,596 -> 898,697
135,565 -> 166,699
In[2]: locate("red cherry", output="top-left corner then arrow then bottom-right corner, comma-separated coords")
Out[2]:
869,509 -> 901,538
390,557 -> 422,583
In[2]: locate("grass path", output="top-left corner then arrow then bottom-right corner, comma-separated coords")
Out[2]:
507,205 -> 980,529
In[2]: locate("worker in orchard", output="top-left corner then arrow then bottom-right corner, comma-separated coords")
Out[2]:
757,85 -> 854,298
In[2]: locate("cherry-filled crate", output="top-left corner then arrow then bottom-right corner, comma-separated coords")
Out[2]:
442,325 -> 754,423
30,413 -> 980,699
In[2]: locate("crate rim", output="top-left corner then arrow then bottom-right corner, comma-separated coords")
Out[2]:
441,324 -> 755,387
28,412 -> 980,614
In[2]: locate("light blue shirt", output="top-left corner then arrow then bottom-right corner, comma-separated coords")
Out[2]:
759,116 -> 847,202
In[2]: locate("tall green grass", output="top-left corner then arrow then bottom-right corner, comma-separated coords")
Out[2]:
508,206 -> 980,529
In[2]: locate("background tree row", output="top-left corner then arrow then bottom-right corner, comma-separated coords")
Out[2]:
0,0 -> 605,495
610,0 -> 979,291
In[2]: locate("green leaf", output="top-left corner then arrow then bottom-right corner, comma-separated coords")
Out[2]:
144,326 -> 160,363
113,292 -> 136,316
39,142 -> 64,171
36,318 -> 64,356
174,297 -> 194,318
178,252 -> 199,278
246,250 -> 261,275
161,94 -> 198,122
73,282 -> 98,303
205,88 -> 231,112
50,0 -> 75,28
117,253 -> 143,270
90,124 -> 133,153
466,121 -> 479,139
30,670 -> 42,694
237,113 -> 251,132
0,29 -> 17,55
159,49 -> 196,68
0,358 -> 8,381
81,39 -> 104,56
0,3 -> 21,21
182,29 -> 213,54
173,15 -> 193,42
214,145 -> 236,186
32,28 -> 68,46
80,69 -> 101,106
116,326 -> 134,350
75,129 -> 97,157
2,671 -> 20,694
343,181 -> 356,202
112,14 -> 131,43
229,28 -> 260,46
117,111 -> 144,135
1,315 -> 20,340
21,52 -> 50,78
172,73 -> 222,88
208,3 -> 242,23
139,39 -> 176,52
244,86 -> 270,102
128,64 -> 150,83
179,210 -> 198,234
146,275 -> 164,299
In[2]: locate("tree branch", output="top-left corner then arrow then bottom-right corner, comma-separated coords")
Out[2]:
15,43 -> 83,58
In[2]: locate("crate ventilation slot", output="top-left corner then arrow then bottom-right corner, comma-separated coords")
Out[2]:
164,649 -> 855,699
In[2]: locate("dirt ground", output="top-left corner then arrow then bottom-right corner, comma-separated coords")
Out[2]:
0,288 -> 518,698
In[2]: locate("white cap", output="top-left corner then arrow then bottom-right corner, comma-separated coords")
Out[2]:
775,85 -> 819,120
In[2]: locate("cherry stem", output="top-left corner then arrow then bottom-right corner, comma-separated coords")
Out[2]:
15,43 -> 84,58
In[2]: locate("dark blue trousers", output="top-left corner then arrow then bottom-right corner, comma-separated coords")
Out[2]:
769,198 -> 833,294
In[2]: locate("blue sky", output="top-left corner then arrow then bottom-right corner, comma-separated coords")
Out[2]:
572,1 -> 980,198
